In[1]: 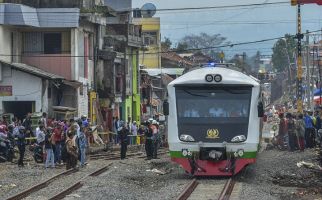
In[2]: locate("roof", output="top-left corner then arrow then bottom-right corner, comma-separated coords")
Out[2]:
168,67 -> 259,87
141,68 -> 185,77
161,51 -> 194,67
0,3 -> 79,27
0,59 -> 64,80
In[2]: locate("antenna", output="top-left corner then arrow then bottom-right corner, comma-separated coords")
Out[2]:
141,3 -> 157,18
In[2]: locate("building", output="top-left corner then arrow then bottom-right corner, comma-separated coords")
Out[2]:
133,17 -> 161,69
95,0 -> 142,129
0,0 -> 112,119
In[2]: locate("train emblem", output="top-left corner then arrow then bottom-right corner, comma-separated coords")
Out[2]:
206,129 -> 220,139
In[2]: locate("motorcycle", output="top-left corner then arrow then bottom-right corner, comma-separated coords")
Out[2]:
30,143 -> 45,163
0,139 -> 15,162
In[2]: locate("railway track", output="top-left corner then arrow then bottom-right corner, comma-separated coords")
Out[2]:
90,149 -> 169,160
6,164 -> 112,200
177,177 -> 240,200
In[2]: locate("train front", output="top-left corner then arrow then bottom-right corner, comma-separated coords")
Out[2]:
166,67 -> 262,176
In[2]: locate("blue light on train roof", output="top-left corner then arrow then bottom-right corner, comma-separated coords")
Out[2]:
207,62 -> 216,67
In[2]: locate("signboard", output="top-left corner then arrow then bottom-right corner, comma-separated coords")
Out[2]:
0,86 -> 12,96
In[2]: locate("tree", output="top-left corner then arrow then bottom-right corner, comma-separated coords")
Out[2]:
272,34 -> 297,72
179,33 -> 228,57
161,37 -> 172,50
229,53 -> 252,73
176,42 -> 189,53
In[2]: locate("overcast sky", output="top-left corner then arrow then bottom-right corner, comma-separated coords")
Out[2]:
133,0 -> 322,57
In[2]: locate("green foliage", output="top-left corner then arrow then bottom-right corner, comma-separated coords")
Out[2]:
161,37 -> 172,50
178,33 -> 228,56
272,34 -> 297,72
176,42 -> 189,53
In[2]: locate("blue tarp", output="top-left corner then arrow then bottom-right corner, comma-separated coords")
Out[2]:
314,89 -> 322,96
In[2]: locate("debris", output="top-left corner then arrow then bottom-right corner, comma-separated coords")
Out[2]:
9,184 -> 16,188
66,194 -> 81,198
146,168 -> 167,175
297,161 -> 315,168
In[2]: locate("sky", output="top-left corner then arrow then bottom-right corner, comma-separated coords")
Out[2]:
133,0 -> 322,57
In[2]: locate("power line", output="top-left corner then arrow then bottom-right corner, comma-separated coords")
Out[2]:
0,1 -> 289,13
0,29 -> 320,57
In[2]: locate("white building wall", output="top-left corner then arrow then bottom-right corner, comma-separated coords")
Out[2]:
0,65 -> 46,114
0,26 -> 12,63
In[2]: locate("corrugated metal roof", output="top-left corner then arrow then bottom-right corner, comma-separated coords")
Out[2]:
0,3 -> 79,27
140,68 -> 185,77
0,59 -> 64,80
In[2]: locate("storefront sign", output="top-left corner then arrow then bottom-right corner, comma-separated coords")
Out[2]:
0,86 -> 12,96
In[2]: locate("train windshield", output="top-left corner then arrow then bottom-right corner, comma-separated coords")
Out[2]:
175,86 -> 252,142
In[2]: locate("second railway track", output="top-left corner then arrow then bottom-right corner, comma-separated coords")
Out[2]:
177,177 -> 241,200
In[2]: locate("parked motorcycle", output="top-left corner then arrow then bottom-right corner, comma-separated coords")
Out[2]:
30,143 -> 44,163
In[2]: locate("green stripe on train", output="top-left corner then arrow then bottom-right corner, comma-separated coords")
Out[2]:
169,151 -> 257,159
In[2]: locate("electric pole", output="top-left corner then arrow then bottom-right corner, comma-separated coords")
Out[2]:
296,4 -> 303,113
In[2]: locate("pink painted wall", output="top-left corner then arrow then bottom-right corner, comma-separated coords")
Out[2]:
21,54 -> 72,80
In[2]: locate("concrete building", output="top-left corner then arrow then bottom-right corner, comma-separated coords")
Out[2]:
133,17 -> 161,69
0,60 -> 62,120
0,1 -> 111,119
95,0 -> 142,129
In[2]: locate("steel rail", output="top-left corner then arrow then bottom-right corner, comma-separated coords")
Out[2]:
48,164 -> 112,199
218,178 -> 236,200
6,168 -> 78,200
176,178 -> 199,200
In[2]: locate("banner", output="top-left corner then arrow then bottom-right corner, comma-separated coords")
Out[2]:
0,86 -> 12,96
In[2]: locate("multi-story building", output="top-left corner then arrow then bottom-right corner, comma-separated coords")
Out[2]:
96,0 -> 142,129
0,0 -> 110,119
133,17 -> 161,69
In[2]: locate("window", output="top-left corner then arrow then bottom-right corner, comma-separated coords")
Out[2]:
44,33 -> 62,54
143,31 -> 158,46
48,87 -> 52,99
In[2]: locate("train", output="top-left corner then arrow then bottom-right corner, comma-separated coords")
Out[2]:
163,65 -> 263,176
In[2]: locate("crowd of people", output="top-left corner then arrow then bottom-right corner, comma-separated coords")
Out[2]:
0,113 -> 92,169
275,110 -> 322,151
0,112 -> 164,169
113,117 -> 162,160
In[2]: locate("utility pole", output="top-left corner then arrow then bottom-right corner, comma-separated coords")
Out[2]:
306,30 -> 311,109
296,4 -> 303,113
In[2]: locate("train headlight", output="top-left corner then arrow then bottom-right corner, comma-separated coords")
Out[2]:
214,74 -> 222,82
205,74 -> 214,82
231,135 -> 247,143
180,134 -> 196,142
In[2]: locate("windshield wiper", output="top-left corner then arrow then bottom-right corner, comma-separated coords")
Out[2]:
183,90 -> 207,97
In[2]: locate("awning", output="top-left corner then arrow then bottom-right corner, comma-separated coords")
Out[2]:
62,80 -> 82,88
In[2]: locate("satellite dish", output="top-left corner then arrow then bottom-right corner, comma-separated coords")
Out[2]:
141,3 -> 156,18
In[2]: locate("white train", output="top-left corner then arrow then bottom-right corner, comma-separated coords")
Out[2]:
163,66 -> 263,176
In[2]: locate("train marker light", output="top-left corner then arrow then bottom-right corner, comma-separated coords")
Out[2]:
205,74 -> 213,82
180,134 -> 195,142
231,135 -> 247,143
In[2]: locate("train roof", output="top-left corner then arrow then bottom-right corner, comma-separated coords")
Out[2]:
168,66 -> 260,87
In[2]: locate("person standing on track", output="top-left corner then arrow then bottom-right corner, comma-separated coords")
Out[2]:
118,121 -> 129,160
16,126 -> 26,167
45,129 -> 55,169
144,121 -> 153,160
65,130 -> 78,170
304,111 -> 314,148
78,126 -> 88,167
151,120 -> 160,159
296,114 -> 305,151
